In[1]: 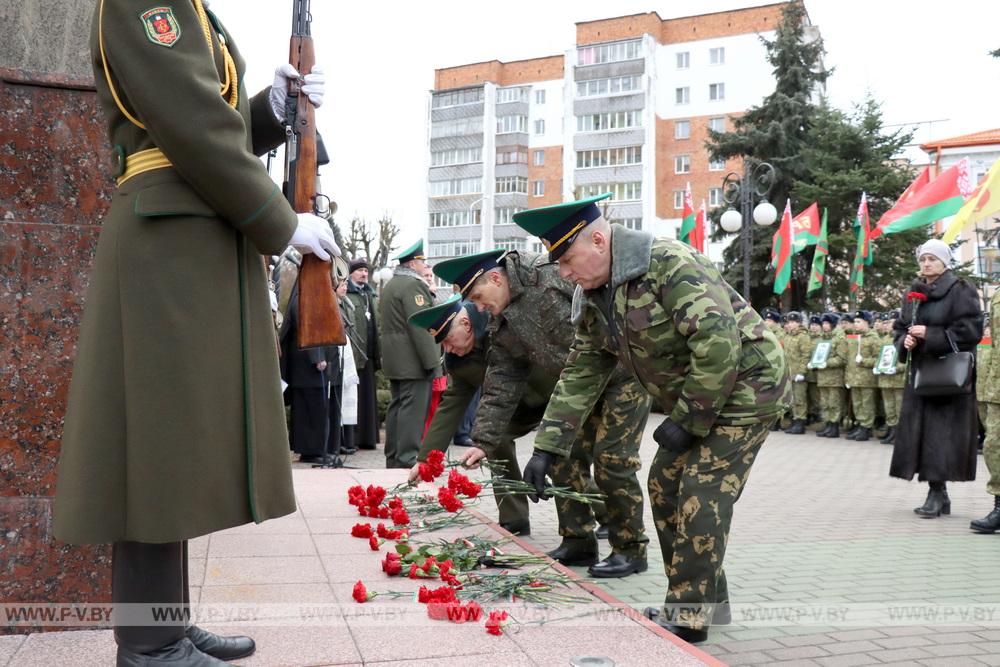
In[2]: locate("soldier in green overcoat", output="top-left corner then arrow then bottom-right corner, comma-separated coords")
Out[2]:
513,195 -> 790,643
807,315 -> 823,422
436,248 -> 651,578
53,1 -> 338,663
782,312 -> 812,434
875,311 -> 905,444
973,296 -> 1000,533
811,314 -> 848,438
379,240 -> 440,468
844,311 -> 882,441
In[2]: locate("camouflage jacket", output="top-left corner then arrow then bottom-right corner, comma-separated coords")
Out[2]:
813,330 -> 847,387
534,228 -> 790,456
845,331 -> 881,389
470,252 -> 577,450
983,289 -> 1000,404
876,332 -> 906,389
784,328 -> 813,376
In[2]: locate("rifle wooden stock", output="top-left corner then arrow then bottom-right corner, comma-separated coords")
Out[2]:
289,33 -> 346,349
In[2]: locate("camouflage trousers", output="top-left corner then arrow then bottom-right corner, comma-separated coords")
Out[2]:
819,386 -> 846,423
791,380 -> 809,420
648,417 -> 774,630
850,386 -> 877,428
880,387 -> 903,427
808,381 -> 820,418
548,378 -> 651,557
984,403 -> 1000,496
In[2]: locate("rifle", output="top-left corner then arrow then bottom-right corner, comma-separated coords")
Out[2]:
284,0 -> 346,349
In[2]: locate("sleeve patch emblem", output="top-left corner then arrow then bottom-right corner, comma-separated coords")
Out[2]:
414,294 -> 425,307
140,7 -> 181,48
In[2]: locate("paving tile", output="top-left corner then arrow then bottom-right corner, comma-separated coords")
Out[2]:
202,624 -> 360,666
507,624 -> 707,667
872,634 -> 936,649
863,646 -> 935,662
813,654 -> 875,667
203,556 -> 328,586
313,534 -> 386,555
0,635 -> 26,665
208,533 -> 317,558
921,642 -> 986,657
9,629 -> 115,666
215,512 -> 309,536
764,644 -> 831,660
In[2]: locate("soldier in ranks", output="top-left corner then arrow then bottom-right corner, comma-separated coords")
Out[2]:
435,247 -> 650,578
974,295 -> 1000,533
807,315 -> 823,424
844,310 -> 882,442
762,308 -> 786,430
811,313 -> 848,438
782,312 -> 812,435
875,310 -> 905,445
379,240 -> 441,468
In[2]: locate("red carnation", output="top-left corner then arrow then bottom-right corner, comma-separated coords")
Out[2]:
485,610 -> 509,636
369,536 -> 380,551
351,523 -> 373,538
377,506 -> 391,519
447,469 -> 470,492
352,580 -> 372,603
357,505 -> 368,517
390,507 -> 410,526
438,559 -> 453,576
381,553 -> 402,576
441,572 -> 463,588
461,480 -> 482,498
420,556 -> 439,574
366,485 -> 387,507
907,291 -> 929,303
438,487 -> 464,512
408,563 -> 420,579
388,497 -> 404,510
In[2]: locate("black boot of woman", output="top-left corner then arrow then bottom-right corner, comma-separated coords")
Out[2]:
914,481 -> 950,518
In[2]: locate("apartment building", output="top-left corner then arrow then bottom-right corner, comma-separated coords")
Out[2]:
425,2 -> 821,265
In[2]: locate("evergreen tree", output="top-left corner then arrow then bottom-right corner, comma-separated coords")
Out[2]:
707,0 -> 828,308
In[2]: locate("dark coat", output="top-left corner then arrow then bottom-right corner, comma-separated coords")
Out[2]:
280,287 -> 336,388
345,280 -> 379,370
890,272 -> 983,482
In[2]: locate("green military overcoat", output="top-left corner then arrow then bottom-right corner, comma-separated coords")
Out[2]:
54,0 -> 297,544
378,267 -> 440,379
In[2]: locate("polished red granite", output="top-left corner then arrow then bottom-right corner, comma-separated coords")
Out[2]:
0,69 -> 114,627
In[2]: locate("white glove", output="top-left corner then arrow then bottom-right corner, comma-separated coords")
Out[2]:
269,288 -> 279,313
886,368 -> 896,375
270,64 -> 326,122
289,213 -> 340,262
855,354 -> 863,364
845,384 -> 851,390
794,374 -> 805,382
817,363 -> 827,370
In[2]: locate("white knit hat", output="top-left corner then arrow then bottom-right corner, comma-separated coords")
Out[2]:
916,239 -> 952,266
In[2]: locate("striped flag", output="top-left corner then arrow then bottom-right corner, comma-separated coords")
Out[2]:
807,208 -> 828,294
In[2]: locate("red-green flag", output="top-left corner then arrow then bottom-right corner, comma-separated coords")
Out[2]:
693,199 -> 707,253
791,202 -> 821,252
679,183 -> 696,246
872,159 -> 970,237
772,199 -> 794,294
850,192 -> 871,294
807,208 -> 828,294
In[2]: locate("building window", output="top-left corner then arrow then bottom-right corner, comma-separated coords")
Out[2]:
709,83 -> 725,101
577,39 -> 642,66
494,207 -> 525,225
431,117 -> 483,139
428,240 -> 480,258
532,180 -> 545,197
619,217 -> 642,230
575,182 -> 641,202
529,240 -> 545,254
535,89 -> 546,104
673,190 -> 684,210
576,110 -> 642,132
709,47 -> 725,65
576,74 -> 641,98
576,146 -> 642,169
674,155 -> 691,174
496,149 -> 528,165
534,119 -> 545,135
431,87 -> 484,109
495,237 -> 527,252
429,177 -> 482,198
429,210 -> 480,227
497,115 -> 527,134
675,120 -> 690,140
496,87 -> 528,104
533,150 -> 545,166
430,147 -> 483,167
495,176 -> 528,194
709,116 -> 726,133
676,51 -> 690,69
709,187 -> 723,207
709,157 -> 726,171
675,87 -> 689,105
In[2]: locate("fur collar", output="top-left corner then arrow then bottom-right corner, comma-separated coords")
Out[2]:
608,225 -> 655,289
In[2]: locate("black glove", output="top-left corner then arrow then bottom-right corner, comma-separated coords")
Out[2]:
522,450 -> 554,503
653,418 -> 695,453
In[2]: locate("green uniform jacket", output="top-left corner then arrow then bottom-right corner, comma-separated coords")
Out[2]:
784,328 -> 813,377
344,281 -> 379,370
378,267 -> 440,379
814,331 -> 847,387
845,331 -> 881,389
536,228 -> 791,455
876,332 -> 906,389
55,1 -> 297,544
471,251 -> 588,453
983,290 -> 1000,404
806,331 -> 820,383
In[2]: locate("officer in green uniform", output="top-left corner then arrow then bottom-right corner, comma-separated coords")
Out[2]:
762,308 -> 786,430
379,240 -> 441,468
782,312 -> 812,434
436,248 -> 651,578
407,296 -> 532,534
513,194 -> 790,643
807,315 -> 823,423
53,1 -> 338,664
875,310 -> 905,445
811,314 -> 847,438
844,310 -> 881,441
838,314 -> 856,431
973,294 -> 1000,534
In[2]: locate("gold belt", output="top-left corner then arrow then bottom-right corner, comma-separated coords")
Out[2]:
117,148 -> 172,186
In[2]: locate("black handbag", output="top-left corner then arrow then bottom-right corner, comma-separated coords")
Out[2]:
913,331 -> 974,396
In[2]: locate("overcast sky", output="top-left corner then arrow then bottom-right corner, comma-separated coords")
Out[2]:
209,0 -> 1000,250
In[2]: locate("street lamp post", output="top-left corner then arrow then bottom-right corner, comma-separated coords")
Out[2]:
719,161 -> 779,302
467,195 -> 486,253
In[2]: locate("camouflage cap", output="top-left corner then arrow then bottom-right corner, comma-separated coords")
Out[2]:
511,193 -> 611,261
394,239 -> 425,263
432,249 -> 507,297
407,293 -> 463,343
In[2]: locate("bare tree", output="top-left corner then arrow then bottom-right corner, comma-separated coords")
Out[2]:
374,213 -> 400,269
346,215 -> 376,262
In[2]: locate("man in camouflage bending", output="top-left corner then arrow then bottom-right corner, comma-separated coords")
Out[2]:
512,194 -> 790,644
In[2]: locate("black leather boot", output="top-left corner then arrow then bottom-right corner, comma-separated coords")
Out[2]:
595,524 -> 610,540
914,483 -> 950,518
825,422 -> 839,438
642,607 -> 708,643
587,552 -> 647,578
770,419 -> 783,432
851,427 -> 871,442
970,496 -> 1000,533
844,425 -> 860,439
816,422 -> 832,437
117,638 -> 226,667
880,427 -> 895,445
547,538 -> 598,566
499,519 -> 531,536
784,419 -> 806,435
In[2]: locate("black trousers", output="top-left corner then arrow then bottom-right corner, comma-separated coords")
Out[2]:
112,541 -> 188,653
355,361 -> 380,448
326,378 -> 344,456
290,386 -> 330,457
